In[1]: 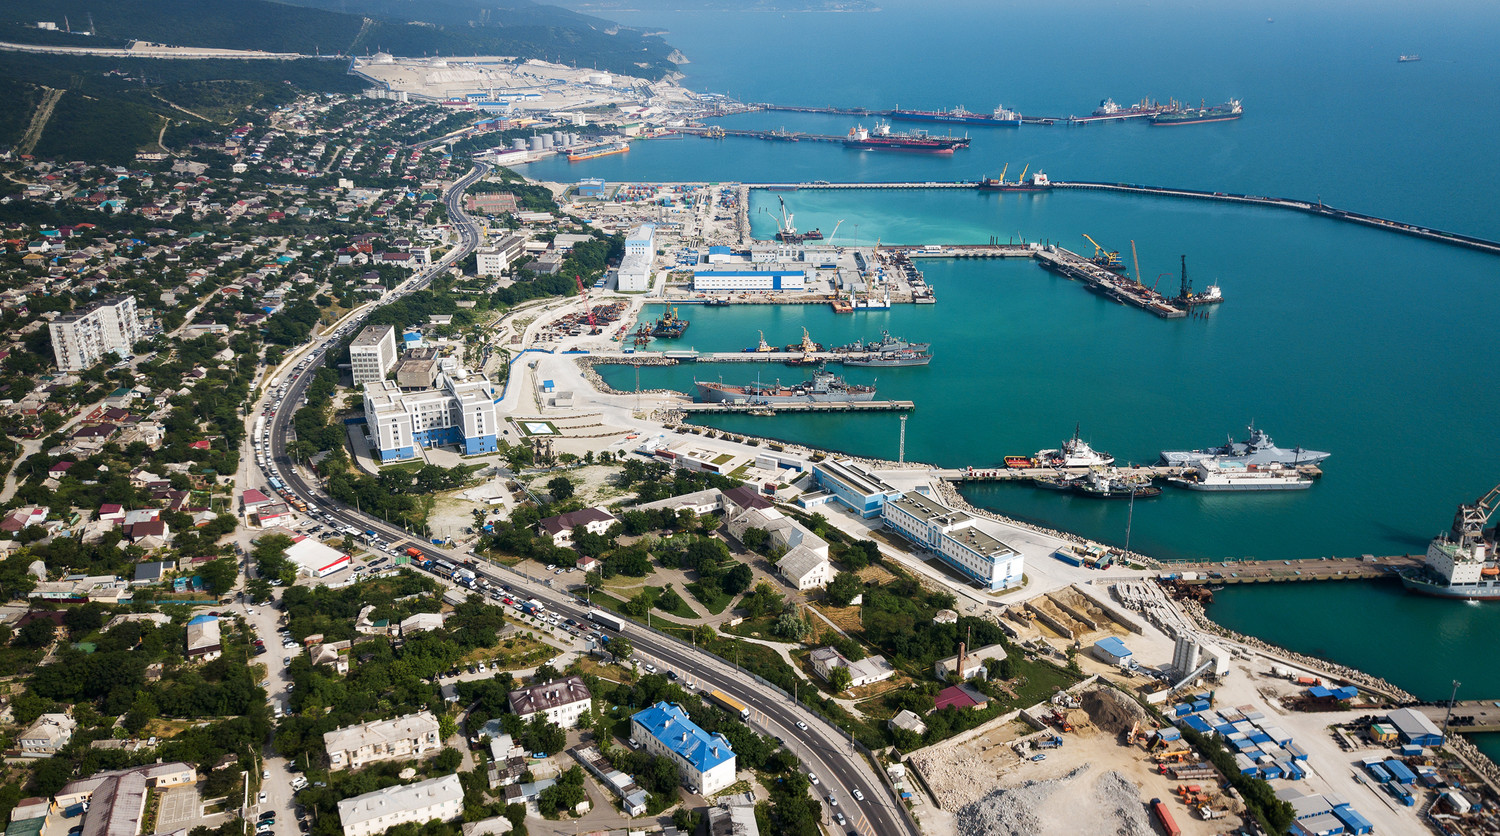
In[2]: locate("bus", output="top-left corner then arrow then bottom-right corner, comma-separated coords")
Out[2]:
707,689 -> 751,722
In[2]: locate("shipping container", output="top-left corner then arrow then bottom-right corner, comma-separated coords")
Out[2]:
707,689 -> 752,721
1366,763 -> 1391,784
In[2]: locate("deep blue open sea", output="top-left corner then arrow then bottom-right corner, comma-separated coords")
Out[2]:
543,0 -> 1500,753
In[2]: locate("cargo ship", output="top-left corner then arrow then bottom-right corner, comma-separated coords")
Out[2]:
1166,460 -> 1315,492
1159,425 -> 1329,468
1036,425 -> 1115,468
844,121 -> 970,153
695,367 -> 877,405
649,307 -> 689,338
1398,484 -> 1500,599
567,141 -> 630,162
978,164 -> 1051,192
1398,54 -> 1421,63
1150,100 -> 1243,126
887,104 -> 1022,127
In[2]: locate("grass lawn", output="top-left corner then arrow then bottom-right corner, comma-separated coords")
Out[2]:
1004,658 -> 1084,709
650,585 -> 700,619
720,615 -> 799,643
686,581 -> 735,615
466,634 -> 554,670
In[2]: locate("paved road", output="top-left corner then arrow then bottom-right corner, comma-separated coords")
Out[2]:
252,163 -> 914,836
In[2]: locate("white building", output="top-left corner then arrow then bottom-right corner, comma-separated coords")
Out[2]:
364,366 -> 499,462
691,269 -> 805,293
475,234 -> 525,277
809,647 -> 895,690
337,774 -> 463,836
50,295 -> 142,371
350,324 -> 398,385
881,492 -> 1023,591
631,702 -> 737,796
617,223 -> 655,292
537,507 -> 618,547
19,713 -> 75,755
324,712 -> 443,771
508,675 -> 593,729
285,537 -> 352,577
777,546 -> 833,590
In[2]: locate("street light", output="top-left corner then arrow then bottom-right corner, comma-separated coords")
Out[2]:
1443,679 -> 1462,737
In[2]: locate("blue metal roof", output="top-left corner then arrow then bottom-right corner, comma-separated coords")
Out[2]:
632,702 -> 734,774
187,614 -> 218,625
1093,636 -> 1132,657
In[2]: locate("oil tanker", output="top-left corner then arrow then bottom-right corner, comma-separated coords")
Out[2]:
844,121 -> 969,153
1150,100 -> 1243,126
887,104 -> 1021,127
567,141 -> 630,161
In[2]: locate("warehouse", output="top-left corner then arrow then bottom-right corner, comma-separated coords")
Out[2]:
1385,707 -> 1445,747
691,269 -> 806,293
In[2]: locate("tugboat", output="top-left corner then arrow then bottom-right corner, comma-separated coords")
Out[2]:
649,307 -> 689,338
783,328 -> 823,353
1069,469 -> 1162,499
1035,424 -> 1115,468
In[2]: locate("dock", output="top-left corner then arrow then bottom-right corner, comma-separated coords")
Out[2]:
934,465 -> 1185,482
1413,701 -> 1500,734
675,399 -> 913,414
1160,555 -> 1423,584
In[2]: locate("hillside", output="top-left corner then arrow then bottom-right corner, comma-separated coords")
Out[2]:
0,0 -> 680,80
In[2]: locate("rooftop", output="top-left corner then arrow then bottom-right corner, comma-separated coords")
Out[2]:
323,712 -> 440,755
632,701 -> 735,774
337,774 -> 462,830
509,675 -> 592,716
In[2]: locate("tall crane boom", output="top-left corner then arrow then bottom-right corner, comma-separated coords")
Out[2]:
573,274 -> 596,330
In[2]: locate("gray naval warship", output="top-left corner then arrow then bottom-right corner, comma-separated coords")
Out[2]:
1159,425 -> 1330,467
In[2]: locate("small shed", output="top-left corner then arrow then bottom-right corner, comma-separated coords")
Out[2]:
1090,636 -> 1132,666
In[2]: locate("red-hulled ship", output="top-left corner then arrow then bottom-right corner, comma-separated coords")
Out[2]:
843,121 -> 969,153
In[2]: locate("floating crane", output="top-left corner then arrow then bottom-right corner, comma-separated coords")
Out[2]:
1452,481 -> 1500,543
1082,233 -> 1122,270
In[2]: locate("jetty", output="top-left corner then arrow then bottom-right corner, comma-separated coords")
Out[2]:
675,400 -> 913,414
1160,555 -> 1423,584
934,465 -> 1185,482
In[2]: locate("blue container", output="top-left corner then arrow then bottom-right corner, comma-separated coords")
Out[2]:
1366,763 -> 1391,784
1384,760 -> 1417,785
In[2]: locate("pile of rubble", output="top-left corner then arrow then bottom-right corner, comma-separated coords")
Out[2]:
955,766 -> 1155,836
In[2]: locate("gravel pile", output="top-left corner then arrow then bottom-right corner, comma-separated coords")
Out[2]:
955,767 -> 1155,836
1081,686 -> 1152,735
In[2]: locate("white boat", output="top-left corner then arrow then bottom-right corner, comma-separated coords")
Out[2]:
1035,425 -> 1114,468
1167,460 -> 1313,492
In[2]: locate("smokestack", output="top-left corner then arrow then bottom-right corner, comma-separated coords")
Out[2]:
958,641 -> 967,680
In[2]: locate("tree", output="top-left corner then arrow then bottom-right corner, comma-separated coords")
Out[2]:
722,562 -> 753,596
432,747 -> 462,773
772,610 -> 811,641
608,636 -> 634,663
15,618 -> 57,649
524,715 -> 566,755
740,527 -> 771,554
649,755 -> 679,794
824,572 -> 862,608
28,756 -> 74,796
828,665 -> 853,693
197,558 -> 240,594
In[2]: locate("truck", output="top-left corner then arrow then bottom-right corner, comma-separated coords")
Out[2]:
707,689 -> 752,722
1035,735 -> 1063,749
518,601 -> 540,616
587,610 -> 625,633
457,569 -> 477,586
1149,798 -> 1182,836
407,547 -> 424,558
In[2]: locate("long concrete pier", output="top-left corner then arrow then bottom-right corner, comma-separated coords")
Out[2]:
733,180 -> 1500,257
1161,555 -> 1422,583
676,400 -> 914,414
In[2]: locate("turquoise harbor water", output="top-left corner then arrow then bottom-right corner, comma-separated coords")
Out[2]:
549,0 -> 1500,752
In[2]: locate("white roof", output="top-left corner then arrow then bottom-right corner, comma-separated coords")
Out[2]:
778,545 -> 829,583
337,774 -> 462,829
324,712 -> 440,755
285,537 -> 349,573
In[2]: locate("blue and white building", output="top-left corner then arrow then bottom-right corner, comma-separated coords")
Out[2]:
691,269 -> 805,293
630,702 -> 736,795
617,224 -> 655,292
810,459 -> 905,518
363,365 -> 499,462
881,491 -> 1023,591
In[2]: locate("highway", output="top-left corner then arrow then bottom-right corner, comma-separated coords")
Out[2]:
250,166 -> 916,836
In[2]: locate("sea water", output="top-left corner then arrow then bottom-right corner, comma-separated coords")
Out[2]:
546,0 -> 1500,754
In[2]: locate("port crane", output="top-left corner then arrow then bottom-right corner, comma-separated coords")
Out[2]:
1081,233 -> 1122,270
573,274 -> 600,334
1130,240 -> 1141,285
828,219 -> 845,243
1452,482 -> 1500,544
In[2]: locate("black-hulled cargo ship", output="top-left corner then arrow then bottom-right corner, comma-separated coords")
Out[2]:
844,121 -> 969,154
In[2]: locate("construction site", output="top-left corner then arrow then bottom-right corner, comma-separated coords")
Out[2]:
908,681 -> 1245,836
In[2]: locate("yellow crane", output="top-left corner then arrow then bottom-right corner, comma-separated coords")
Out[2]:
1082,233 -> 1122,269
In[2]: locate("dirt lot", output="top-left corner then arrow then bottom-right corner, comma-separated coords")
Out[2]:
909,687 -> 1244,836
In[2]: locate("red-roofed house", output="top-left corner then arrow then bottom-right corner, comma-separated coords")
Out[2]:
48,461 -> 75,476
934,684 -> 989,712
97,504 -> 125,523
241,489 -> 272,510
189,440 -> 211,450
1,507 -> 48,532
537,508 -> 619,548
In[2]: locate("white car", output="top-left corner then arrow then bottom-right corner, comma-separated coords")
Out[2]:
643,663 -> 658,674
808,773 -> 819,785
795,721 -> 808,731
258,792 -> 267,805
852,789 -> 865,802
